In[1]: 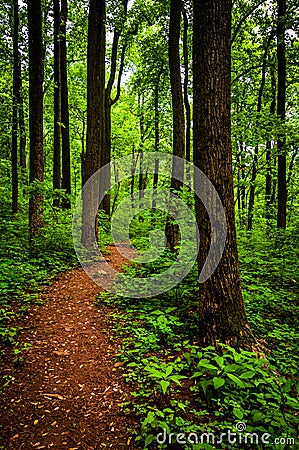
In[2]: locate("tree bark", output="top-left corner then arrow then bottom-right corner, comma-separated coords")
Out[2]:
265,67 -> 276,222
277,0 -> 287,229
182,8 -> 191,186
193,0 -> 251,347
18,66 -> 26,173
60,0 -> 71,208
28,0 -> 44,240
166,0 -> 185,250
53,0 -> 61,206
102,1 -> 128,216
12,0 -> 19,214
82,0 -> 105,245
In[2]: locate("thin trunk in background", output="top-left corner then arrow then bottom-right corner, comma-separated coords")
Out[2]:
19,65 -> 26,173
277,0 -> 287,228
265,67 -> 276,222
247,33 -> 272,230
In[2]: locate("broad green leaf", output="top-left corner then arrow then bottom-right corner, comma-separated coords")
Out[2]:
233,407 -> 244,419
213,377 -> 225,389
227,373 -> 245,388
160,380 -> 170,394
145,434 -> 155,447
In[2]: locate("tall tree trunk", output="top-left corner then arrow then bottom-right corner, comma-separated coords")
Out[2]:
182,8 -> 191,186
60,0 -> 71,208
138,94 -> 145,201
82,0 -> 105,245
28,0 -> 44,240
152,72 -> 160,210
247,34 -> 272,230
265,67 -> 276,222
18,67 -> 26,172
53,0 -> 61,206
277,0 -> 287,228
193,0 -> 251,347
12,0 -> 19,214
166,0 -> 185,250
102,1 -> 128,216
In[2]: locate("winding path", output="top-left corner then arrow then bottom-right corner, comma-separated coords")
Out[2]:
0,246 -> 138,449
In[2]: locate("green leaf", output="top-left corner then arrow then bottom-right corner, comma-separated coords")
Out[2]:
252,410 -> 265,422
191,371 -> 204,378
227,373 -> 245,388
233,407 -> 244,419
165,365 -> 173,377
198,362 -> 218,371
145,434 -> 155,447
215,356 -> 225,368
213,377 -> 225,389
239,371 -> 256,379
160,380 -> 170,394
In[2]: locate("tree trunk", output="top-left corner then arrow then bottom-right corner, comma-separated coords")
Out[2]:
182,8 -> 191,186
18,66 -> 27,172
102,0 -> 128,217
53,0 -> 61,206
82,0 -> 105,245
12,0 -> 19,214
152,73 -> 160,210
247,34 -> 272,230
277,0 -> 287,229
166,0 -> 185,250
60,0 -> 71,208
193,0 -> 251,347
265,68 -> 276,222
28,0 -> 44,240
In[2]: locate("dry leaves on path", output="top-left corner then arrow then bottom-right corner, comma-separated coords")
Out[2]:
0,245 -> 139,449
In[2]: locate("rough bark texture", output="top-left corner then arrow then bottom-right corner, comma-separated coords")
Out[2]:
12,0 -> 19,214
28,0 -> 44,240
81,0 -> 105,245
193,0 -> 251,347
102,1 -> 127,216
182,8 -> 191,185
53,0 -> 61,205
60,0 -> 71,208
166,0 -> 185,250
277,0 -> 287,229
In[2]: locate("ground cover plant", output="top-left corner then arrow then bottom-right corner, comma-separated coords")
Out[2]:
1,0 -> 299,448
95,223 -> 299,449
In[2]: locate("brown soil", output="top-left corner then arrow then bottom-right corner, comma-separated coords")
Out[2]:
0,245 -> 139,450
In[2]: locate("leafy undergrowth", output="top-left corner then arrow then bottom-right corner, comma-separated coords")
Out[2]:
0,208 -> 77,354
95,228 -> 299,449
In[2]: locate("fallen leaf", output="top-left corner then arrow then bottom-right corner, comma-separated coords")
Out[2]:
43,393 -> 64,400
33,420 -> 38,426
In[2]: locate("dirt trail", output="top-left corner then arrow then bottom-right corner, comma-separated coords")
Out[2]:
0,246 -> 138,450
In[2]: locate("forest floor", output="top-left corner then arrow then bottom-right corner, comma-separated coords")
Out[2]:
0,245 -> 138,450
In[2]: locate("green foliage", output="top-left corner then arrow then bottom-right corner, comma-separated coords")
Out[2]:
95,228 -> 298,449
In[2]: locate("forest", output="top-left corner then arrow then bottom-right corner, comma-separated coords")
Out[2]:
0,0 -> 298,448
